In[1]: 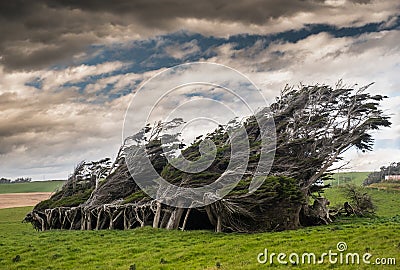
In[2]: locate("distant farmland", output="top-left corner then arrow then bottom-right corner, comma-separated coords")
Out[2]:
326,171 -> 371,186
0,180 -> 65,194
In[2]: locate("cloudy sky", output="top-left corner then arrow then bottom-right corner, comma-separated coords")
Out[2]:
0,0 -> 399,180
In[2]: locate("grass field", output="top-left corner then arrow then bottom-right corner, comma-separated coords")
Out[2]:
324,187 -> 400,217
0,207 -> 399,270
323,172 -> 400,217
325,172 -> 371,187
0,173 -> 399,269
0,181 -> 65,194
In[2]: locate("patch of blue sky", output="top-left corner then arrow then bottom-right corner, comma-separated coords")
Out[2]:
375,138 -> 400,149
81,18 -> 399,68
94,83 -> 115,96
25,77 -> 43,90
184,92 -> 206,98
43,17 -> 399,101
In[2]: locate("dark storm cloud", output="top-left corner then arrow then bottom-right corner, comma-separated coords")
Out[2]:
0,1 -> 115,70
45,0 -> 378,24
0,0 -> 395,71
47,0 -> 318,24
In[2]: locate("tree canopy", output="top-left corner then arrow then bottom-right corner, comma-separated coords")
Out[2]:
25,83 -> 391,232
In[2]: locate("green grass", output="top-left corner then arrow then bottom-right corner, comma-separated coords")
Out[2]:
324,187 -> 400,217
323,172 -> 400,217
326,172 -> 371,186
0,207 -> 399,269
0,181 -> 65,194
1,172 -> 398,269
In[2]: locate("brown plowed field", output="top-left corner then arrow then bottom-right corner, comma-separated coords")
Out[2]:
0,192 -> 52,209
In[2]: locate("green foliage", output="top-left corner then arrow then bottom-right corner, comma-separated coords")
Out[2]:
229,176 -> 303,202
269,84 -> 390,189
123,190 -> 148,204
340,184 -> 376,215
35,188 -> 93,210
225,176 -> 304,231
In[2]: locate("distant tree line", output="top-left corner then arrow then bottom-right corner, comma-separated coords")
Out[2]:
0,177 -> 32,184
363,162 -> 400,185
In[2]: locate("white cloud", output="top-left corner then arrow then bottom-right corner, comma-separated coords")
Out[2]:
0,61 -> 132,179
2,0 -> 399,71
177,1 -> 399,37
339,147 -> 400,172
40,61 -> 126,91
204,29 -> 400,171
1,8 -> 400,178
164,40 -> 201,59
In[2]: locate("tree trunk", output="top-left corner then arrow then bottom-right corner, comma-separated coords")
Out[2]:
216,215 -> 222,232
153,202 -> 161,228
87,210 -> 92,230
166,208 -> 184,230
292,204 -> 302,229
160,209 -> 171,228
96,208 -> 103,230
300,197 -> 332,226
205,205 -> 216,226
33,212 -> 45,231
181,208 -> 191,231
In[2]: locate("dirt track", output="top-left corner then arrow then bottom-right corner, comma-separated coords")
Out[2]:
0,192 -> 52,209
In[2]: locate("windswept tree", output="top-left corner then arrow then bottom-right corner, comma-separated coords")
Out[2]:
264,82 -> 390,224
25,82 -> 391,232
